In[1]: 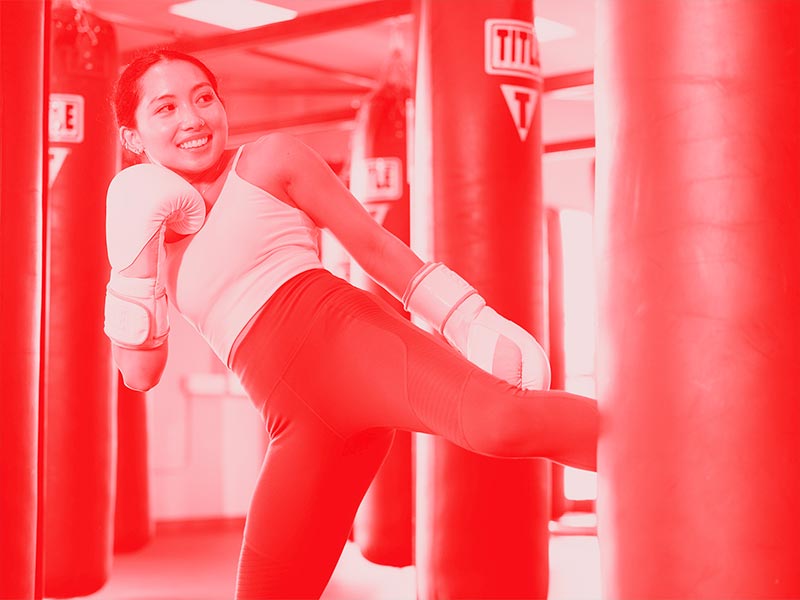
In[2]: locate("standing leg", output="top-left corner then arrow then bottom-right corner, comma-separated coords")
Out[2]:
235,379 -> 394,599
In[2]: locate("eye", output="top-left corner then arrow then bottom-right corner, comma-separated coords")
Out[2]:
197,92 -> 215,104
155,102 -> 175,114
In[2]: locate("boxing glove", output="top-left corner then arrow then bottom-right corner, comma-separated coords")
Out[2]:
104,164 -> 206,349
403,262 -> 551,390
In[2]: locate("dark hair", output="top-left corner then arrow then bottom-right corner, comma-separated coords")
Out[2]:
112,49 -> 221,128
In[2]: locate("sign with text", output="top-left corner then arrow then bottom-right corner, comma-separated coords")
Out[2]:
49,93 -> 84,143
484,19 -> 541,80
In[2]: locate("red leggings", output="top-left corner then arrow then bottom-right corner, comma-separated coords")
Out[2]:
229,269 -> 598,598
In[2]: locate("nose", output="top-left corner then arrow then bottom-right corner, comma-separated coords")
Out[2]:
179,105 -> 205,129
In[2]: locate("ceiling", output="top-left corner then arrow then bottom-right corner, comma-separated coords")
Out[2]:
86,0 -> 596,167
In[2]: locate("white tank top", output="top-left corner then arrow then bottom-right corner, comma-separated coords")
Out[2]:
163,145 -> 324,366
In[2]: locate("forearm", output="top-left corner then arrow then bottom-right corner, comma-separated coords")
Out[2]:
112,341 -> 168,391
354,228 -> 424,301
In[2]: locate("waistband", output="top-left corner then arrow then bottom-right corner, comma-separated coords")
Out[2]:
229,268 -> 344,378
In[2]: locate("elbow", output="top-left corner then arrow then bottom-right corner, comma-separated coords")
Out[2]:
112,342 -> 168,392
121,372 -> 161,392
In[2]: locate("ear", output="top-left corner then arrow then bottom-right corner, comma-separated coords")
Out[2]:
120,126 -> 143,154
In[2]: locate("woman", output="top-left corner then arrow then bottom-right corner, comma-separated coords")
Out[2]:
105,49 -> 598,599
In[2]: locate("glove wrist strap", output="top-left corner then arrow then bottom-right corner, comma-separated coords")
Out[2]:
108,271 -> 164,299
104,272 -> 169,349
403,262 -> 484,334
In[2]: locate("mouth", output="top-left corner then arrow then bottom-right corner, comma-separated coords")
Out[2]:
178,135 -> 210,150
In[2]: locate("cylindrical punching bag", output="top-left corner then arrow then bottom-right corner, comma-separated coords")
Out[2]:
114,375 -> 154,553
349,54 -> 414,568
595,1 -> 800,598
0,2 -> 46,599
44,3 -> 118,596
546,209 -> 567,521
413,1 -> 551,597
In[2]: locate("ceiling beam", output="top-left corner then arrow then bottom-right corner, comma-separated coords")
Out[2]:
123,0 -> 411,61
247,48 -> 377,90
230,107 -> 359,137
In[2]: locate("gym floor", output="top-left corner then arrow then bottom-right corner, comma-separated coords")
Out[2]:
77,514 -> 600,600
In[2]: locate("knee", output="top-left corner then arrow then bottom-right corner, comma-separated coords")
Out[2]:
461,389 -> 547,458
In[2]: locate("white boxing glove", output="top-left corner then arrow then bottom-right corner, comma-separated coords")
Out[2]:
104,164 -> 206,349
403,262 -> 551,390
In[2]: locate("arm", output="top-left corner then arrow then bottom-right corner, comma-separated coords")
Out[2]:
251,134 -> 550,390
104,164 -> 205,390
107,233 -> 170,391
112,341 -> 168,392
245,132 -> 424,297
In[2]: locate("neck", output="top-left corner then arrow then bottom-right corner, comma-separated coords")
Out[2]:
193,149 -> 235,191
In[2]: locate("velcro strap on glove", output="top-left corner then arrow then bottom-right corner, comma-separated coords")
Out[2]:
402,262 -> 481,334
104,272 -> 169,349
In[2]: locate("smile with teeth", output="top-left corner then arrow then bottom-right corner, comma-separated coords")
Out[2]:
179,136 -> 209,150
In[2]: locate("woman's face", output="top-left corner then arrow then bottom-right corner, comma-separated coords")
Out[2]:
122,60 -> 228,180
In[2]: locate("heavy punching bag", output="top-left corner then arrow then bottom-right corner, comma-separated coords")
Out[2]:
413,1 -> 551,597
349,51 -> 414,568
0,2 -> 47,599
114,375 -> 154,554
595,1 -> 800,597
44,2 -> 118,596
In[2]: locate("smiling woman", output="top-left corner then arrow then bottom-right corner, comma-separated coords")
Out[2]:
103,50 -> 598,599
112,50 -> 231,188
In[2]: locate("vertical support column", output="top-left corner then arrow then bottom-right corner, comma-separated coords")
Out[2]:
546,209 -> 567,521
0,2 -> 46,599
595,1 -> 800,597
413,1 -> 550,597
350,55 -> 414,568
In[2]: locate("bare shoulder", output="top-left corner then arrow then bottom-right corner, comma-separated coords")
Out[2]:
237,132 -> 313,188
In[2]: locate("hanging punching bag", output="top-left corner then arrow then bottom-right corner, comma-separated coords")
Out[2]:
114,375 -> 154,554
0,2 -> 46,599
349,52 -> 414,568
413,1 -> 551,597
596,1 -> 800,597
44,3 -> 118,596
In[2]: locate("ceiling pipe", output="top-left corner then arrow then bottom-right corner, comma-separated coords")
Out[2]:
123,0 -> 412,61
226,84 -> 370,96
544,137 -> 595,154
543,69 -> 593,92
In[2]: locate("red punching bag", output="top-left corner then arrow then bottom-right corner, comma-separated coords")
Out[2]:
44,3 -> 118,596
0,2 -> 47,599
114,375 -> 154,554
349,51 -> 414,568
596,1 -> 800,597
413,1 -> 551,597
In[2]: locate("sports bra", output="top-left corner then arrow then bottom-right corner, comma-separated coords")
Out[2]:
163,145 -> 324,366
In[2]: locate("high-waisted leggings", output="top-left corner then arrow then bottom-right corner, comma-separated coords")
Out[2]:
229,268 -> 598,599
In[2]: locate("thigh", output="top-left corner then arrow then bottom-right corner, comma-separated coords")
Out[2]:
237,379 -> 394,599
280,284 -> 478,445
